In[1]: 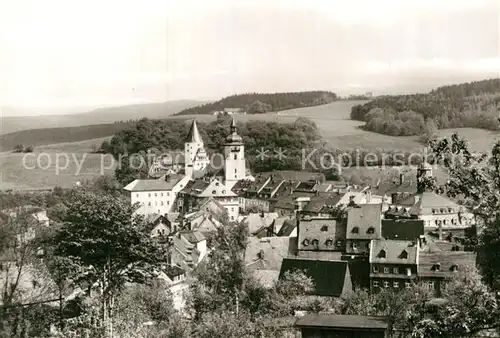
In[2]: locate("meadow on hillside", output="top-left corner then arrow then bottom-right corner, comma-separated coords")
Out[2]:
1,100 -> 498,190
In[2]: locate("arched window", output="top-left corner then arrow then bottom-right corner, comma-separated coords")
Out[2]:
352,226 -> 359,234
303,239 -> 310,246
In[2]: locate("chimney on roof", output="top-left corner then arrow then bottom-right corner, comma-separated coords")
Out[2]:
399,173 -> 405,185
165,174 -> 171,182
391,193 -> 398,205
260,211 -> 265,218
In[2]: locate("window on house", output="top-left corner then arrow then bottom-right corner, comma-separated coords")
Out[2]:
167,201 -> 170,205
321,225 -> 328,231
336,240 -> 342,247
212,190 -> 216,194
435,220 -> 439,225
405,282 -> 411,289
231,216 -> 234,220
379,250 -> 387,258
148,193 -> 151,197
384,267 -> 390,274
400,250 -> 408,259
234,169 -> 237,173
352,243 -> 358,249
406,268 -> 412,276
443,219 -> 447,225
383,281 -> 389,288
148,202 -> 151,206
154,193 -> 157,197
367,227 -> 375,234
393,267 -> 399,274
325,239 -> 333,246
161,193 -> 163,197
234,154 -> 237,160
215,182 -> 219,186
136,193 -> 139,198
311,239 -> 319,246
161,201 -> 164,206
434,263 -> 441,271
303,239 -> 310,246
451,265 -> 458,272
352,226 -> 359,234
373,266 -> 379,273
167,192 -> 170,197
393,281 -> 399,288
373,281 -> 379,288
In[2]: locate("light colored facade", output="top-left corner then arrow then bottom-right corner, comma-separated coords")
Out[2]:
224,118 -> 247,190
125,175 -> 189,215
184,120 -> 210,179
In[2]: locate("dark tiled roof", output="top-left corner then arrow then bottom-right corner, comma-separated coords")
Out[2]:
382,219 -> 424,240
164,265 -> 185,279
346,204 -> 382,240
179,231 -> 205,243
276,219 -> 297,236
279,258 -> 350,297
245,236 -> 294,271
369,239 -> 418,265
301,194 -> 344,213
418,251 -> 476,278
295,314 -> 389,330
231,179 -> 253,194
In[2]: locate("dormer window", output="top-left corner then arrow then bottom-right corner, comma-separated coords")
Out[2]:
451,264 -> 458,272
378,249 -> 386,258
448,208 -> 453,213
325,239 -> 333,246
212,190 -> 216,194
433,263 -> 441,271
352,226 -> 359,234
367,227 -> 375,234
303,239 -> 310,246
400,250 -> 408,259
432,209 -> 436,214
321,225 -> 328,232
311,239 -> 319,246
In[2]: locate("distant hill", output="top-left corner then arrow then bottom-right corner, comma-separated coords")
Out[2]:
0,122 -> 137,152
174,91 -> 338,115
351,78 -> 500,136
1,100 -> 204,135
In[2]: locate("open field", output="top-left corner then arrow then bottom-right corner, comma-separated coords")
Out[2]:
1,100 -> 498,190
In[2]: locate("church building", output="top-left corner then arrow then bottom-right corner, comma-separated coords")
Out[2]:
124,118 -> 252,223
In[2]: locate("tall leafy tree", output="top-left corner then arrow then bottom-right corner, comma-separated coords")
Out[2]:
49,190 -> 169,337
429,134 -> 500,288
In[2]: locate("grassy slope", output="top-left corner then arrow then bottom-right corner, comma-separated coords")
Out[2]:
1,101 -> 499,190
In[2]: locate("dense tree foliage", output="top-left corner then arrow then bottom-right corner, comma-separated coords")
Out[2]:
175,91 -> 338,115
429,134 -> 500,290
47,190 -> 170,336
351,78 -> 500,136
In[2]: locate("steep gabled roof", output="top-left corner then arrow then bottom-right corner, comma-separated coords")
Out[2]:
186,119 -> 203,143
381,219 -> 424,240
369,239 -> 418,265
346,204 -> 382,240
418,251 -> 476,278
279,258 -> 351,297
179,231 -> 205,244
245,236 -> 294,271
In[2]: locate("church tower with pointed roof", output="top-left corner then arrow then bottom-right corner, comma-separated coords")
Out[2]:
185,119 -> 209,178
224,118 -> 246,189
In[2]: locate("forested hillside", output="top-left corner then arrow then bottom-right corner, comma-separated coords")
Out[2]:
351,78 -> 500,136
0,121 -> 137,152
175,91 -> 338,115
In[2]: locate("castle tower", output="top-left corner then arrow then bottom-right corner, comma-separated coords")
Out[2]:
224,118 -> 246,189
185,120 -> 209,178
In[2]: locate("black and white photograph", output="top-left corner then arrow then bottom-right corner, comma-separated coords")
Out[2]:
1,0 -> 499,337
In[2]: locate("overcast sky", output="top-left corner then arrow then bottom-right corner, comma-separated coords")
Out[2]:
1,0 -> 499,115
